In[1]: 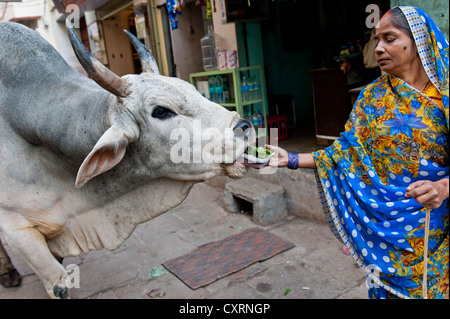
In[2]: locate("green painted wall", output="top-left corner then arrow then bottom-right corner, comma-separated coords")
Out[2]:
236,22 -> 269,117
391,0 -> 449,39
236,22 -> 265,68
236,20 -> 314,124
259,26 -> 314,123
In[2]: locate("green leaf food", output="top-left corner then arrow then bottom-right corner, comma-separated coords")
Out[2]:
148,266 -> 168,277
245,146 -> 273,159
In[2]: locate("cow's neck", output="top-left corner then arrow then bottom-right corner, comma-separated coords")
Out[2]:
47,178 -> 197,256
41,79 -> 113,167
6,70 -> 112,171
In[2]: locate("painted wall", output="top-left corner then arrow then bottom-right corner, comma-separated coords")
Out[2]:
259,23 -> 314,123
236,14 -> 315,125
169,1 -> 204,81
0,0 -> 85,73
211,1 -> 237,52
391,0 -> 449,39
236,21 -> 270,117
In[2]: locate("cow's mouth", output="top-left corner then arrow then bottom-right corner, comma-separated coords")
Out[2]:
222,118 -> 260,178
223,144 -> 273,178
223,162 -> 248,179
221,145 -> 251,179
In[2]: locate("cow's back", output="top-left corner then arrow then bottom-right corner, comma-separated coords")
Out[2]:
0,22 -> 111,163
0,22 -> 74,89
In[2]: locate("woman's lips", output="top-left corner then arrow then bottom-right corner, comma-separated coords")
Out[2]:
377,58 -> 390,65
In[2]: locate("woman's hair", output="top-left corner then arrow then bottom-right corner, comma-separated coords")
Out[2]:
387,7 -> 414,42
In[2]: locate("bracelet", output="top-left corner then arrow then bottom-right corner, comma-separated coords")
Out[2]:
287,152 -> 299,170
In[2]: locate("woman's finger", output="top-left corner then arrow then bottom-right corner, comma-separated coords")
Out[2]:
405,181 -> 428,198
405,181 -> 442,209
265,144 -> 277,151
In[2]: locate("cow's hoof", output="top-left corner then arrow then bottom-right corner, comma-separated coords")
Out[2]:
53,284 -> 70,299
0,269 -> 22,288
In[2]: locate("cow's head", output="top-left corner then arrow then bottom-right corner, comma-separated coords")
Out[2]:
67,22 -> 255,188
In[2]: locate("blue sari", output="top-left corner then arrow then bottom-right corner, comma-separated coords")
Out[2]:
313,7 -> 449,299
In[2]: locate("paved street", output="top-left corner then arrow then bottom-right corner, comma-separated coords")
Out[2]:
0,178 -> 367,300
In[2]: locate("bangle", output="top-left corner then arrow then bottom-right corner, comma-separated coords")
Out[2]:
287,152 -> 299,170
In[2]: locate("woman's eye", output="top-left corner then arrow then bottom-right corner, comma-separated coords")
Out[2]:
151,106 -> 176,119
387,38 -> 396,43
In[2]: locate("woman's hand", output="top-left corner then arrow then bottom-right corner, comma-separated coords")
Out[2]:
405,178 -> 449,209
265,145 -> 289,167
264,146 -> 317,169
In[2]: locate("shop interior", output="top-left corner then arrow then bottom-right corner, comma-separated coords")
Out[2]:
187,0 -> 390,150
257,0 -> 390,148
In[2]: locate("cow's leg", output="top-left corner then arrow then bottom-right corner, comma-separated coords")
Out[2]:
0,213 -> 70,298
0,239 -> 22,288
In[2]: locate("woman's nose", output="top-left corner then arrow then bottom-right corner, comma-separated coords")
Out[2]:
375,41 -> 385,54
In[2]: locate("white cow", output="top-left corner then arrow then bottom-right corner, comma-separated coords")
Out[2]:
0,21 -> 254,298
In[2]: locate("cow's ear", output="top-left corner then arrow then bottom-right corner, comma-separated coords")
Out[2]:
76,125 -> 131,188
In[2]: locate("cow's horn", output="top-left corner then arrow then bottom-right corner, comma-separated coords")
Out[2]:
124,30 -> 160,74
66,20 -> 130,97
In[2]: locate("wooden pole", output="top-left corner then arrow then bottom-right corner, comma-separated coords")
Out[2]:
422,208 -> 431,299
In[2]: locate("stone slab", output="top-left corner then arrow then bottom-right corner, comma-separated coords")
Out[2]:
224,177 -> 288,226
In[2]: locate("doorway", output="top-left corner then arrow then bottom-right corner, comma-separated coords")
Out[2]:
102,6 -> 137,76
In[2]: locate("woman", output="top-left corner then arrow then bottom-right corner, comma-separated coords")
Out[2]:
266,7 -> 449,299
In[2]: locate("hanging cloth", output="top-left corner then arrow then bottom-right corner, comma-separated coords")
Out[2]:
167,0 -> 182,30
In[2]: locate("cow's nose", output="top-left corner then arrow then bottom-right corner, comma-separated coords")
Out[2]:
233,119 -> 252,138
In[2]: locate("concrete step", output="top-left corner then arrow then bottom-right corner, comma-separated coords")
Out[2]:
224,177 -> 288,226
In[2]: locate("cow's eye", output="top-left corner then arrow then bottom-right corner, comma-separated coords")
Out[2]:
151,106 -> 176,119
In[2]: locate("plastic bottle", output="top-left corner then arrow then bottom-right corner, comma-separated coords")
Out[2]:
196,79 -> 206,98
244,106 -> 251,121
252,113 -> 259,130
247,77 -> 255,101
201,25 -> 217,71
241,76 -> 249,102
223,77 -> 230,103
253,76 -> 260,100
215,75 -> 224,104
208,76 -> 216,102
258,112 -> 265,128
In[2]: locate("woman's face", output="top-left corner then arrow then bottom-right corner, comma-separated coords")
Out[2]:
374,14 -> 417,77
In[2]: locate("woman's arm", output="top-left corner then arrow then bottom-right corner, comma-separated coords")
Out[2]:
265,145 -> 316,169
